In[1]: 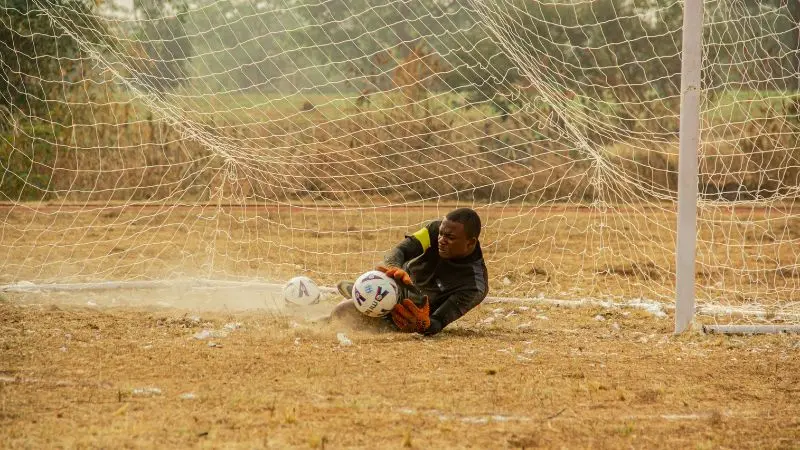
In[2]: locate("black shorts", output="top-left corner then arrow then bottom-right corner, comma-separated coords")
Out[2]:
397,284 -> 426,306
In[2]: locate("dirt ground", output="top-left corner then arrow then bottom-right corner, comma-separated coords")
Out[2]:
1,291 -> 798,449
2,204 -> 799,448
4,203 -> 800,319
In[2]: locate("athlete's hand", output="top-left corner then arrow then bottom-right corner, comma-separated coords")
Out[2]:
391,297 -> 430,334
376,265 -> 413,287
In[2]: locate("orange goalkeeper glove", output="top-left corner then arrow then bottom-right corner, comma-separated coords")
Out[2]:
376,265 -> 413,287
391,297 -> 431,334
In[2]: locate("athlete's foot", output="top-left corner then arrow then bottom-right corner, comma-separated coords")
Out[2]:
329,299 -> 394,332
336,280 -> 354,299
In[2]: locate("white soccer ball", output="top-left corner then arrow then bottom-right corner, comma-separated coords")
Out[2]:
352,270 -> 399,317
282,276 -> 321,306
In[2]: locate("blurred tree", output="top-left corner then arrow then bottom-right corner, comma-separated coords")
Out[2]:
128,0 -> 194,94
278,0 -> 475,93
0,0 -> 106,128
0,0 -> 110,199
180,0 -> 301,93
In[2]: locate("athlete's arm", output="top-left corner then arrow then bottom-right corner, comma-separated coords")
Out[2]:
424,290 -> 486,335
383,222 -> 437,268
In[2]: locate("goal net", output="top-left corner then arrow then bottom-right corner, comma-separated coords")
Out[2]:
1,0 -> 798,324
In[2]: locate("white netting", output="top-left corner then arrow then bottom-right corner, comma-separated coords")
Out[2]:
1,0 -> 799,322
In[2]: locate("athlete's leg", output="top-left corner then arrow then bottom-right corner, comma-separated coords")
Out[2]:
336,280 -> 355,299
330,299 -> 396,331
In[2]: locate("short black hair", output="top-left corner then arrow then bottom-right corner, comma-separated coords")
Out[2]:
446,207 -> 481,239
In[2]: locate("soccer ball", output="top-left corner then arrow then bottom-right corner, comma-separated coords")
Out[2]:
282,276 -> 321,306
352,270 -> 399,317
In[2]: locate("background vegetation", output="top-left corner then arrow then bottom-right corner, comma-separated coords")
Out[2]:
1,0 -> 799,203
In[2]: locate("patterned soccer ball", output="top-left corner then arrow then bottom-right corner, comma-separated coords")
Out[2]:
282,276 -> 321,306
352,270 -> 399,317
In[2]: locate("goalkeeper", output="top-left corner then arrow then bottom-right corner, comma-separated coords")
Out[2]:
331,207 -> 488,335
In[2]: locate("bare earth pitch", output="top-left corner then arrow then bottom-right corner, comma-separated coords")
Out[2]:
2,206 -> 799,447
1,297 -> 798,448
4,204 -> 800,315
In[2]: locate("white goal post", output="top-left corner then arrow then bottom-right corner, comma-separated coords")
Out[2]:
675,0 -> 703,334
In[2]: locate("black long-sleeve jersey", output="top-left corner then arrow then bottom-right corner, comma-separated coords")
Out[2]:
384,220 -> 489,335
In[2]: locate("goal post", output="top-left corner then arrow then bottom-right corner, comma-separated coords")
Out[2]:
675,0 -> 704,334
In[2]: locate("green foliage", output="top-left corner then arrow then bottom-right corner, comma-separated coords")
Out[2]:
127,0 -> 194,94
177,0 -> 798,116
0,125 -> 57,201
708,0 -> 800,91
0,0 -> 93,127
0,0 -> 108,200
180,0 -> 297,92
180,0 -> 478,93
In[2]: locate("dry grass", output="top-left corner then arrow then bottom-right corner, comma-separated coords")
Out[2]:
5,87 -> 798,207
0,297 -> 798,448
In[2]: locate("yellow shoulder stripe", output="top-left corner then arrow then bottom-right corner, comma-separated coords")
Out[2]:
411,227 -> 431,252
